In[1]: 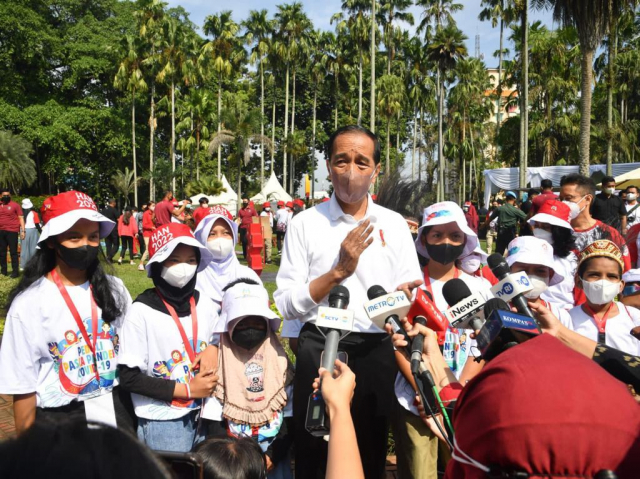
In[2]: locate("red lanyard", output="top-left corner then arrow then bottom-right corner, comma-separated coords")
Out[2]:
422,264 -> 459,299
51,268 -> 100,381
583,302 -> 615,344
156,291 -> 199,364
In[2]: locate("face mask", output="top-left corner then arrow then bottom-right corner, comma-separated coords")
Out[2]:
232,327 -> 267,350
160,263 -> 197,289
426,242 -> 465,265
331,165 -> 375,204
459,255 -> 481,274
581,278 -> 620,305
265,207 -> 270,212
523,274 -> 549,299
149,206 -> 155,211
56,244 -> 100,270
562,196 -> 588,220
627,193 -> 637,202
1,195 -> 9,204
604,187 -> 615,195
207,237 -> 234,261
533,228 -> 554,244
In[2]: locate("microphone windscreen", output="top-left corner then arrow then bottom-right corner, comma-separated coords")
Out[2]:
442,278 -> 472,307
483,298 -> 510,318
329,285 -> 350,309
487,253 -> 510,278
367,285 -> 387,301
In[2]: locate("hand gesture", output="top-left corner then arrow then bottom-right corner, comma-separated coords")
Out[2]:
527,300 -> 561,336
384,317 -> 440,359
334,220 -> 374,281
189,369 -> 218,398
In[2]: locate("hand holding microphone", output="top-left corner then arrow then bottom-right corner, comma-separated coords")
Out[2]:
385,317 -> 441,361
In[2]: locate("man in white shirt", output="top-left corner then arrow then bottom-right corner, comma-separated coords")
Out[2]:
274,201 -> 289,254
274,125 -> 423,479
625,185 -> 640,229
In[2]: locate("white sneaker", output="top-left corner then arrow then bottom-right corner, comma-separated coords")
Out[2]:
138,264 -> 145,271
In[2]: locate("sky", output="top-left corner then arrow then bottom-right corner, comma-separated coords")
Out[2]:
166,0 -> 555,195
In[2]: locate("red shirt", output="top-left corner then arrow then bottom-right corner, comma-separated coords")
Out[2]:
154,199 -> 174,226
117,214 -> 139,237
192,206 -> 210,226
142,209 -> 156,237
0,201 -> 23,232
238,205 -> 258,229
532,191 -> 557,214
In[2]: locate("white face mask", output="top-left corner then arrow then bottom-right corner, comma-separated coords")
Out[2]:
207,237 -> 234,261
604,187 -> 615,195
160,263 -> 197,289
562,195 -> 588,220
523,274 -> 549,299
627,193 -> 637,202
581,279 -> 620,305
532,228 -> 554,244
459,255 -> 481,275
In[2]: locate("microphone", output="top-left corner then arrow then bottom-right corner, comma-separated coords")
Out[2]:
410,316 -> 427,375
476,298 -> 540,361
443,278 -> 487,331
487,253 -> 536,320
366,285 -> 411,345
407,288 -> 449,345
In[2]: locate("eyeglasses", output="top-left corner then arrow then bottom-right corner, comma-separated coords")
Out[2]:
622,283 -> 640,297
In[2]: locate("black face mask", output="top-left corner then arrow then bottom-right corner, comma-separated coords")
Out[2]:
426,242 -> 465,265
1,196 -> 10,204
56,244 -> 100,270
232,327 -> 267,350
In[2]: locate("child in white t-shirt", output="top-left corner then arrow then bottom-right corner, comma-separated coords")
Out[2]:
203,279 -> 294,479
566,239 -> 640,356
0,191 -> 132,433
118,223 -> 220,452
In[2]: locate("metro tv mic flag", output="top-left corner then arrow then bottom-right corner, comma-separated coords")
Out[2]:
367,285 -> 412,347
487,253 -> 536,321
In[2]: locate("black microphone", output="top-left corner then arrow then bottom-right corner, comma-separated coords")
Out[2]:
476,297 -> 540,361
367,285 -> 412,350
320,285 -> 350,372
442,278 -> 487,331
487,253 -> 536,319
410,316 -> 427,374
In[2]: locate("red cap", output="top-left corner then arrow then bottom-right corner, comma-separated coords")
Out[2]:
205,205 -> 233,221
262,202 -> 271,209
286,201 -> 293,208
277,201 -> 285,207
146,223 -> 212,276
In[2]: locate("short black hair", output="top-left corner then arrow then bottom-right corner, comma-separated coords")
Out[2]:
108,198 -> 116,205
626,185 -> 639,193
528,188 -> 539,197
194,437 -> 266,479
560,173 -> 596,197
540,179 -> 553,190
327,125 -> 381,165
199,197 -> 208,205
223,277 -> 261,292
602,176 -> 616,185
1,189 -> 10,194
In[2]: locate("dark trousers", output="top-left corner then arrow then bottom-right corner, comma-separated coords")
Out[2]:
0,230 -> 18,275
239,227 -> 248,259
104,232 -> 119,261
293,323 -> 398,479
137,232 -> 146,256
276,231 -> 285,252
120,236 -> 134,261
496,226 -> 516,256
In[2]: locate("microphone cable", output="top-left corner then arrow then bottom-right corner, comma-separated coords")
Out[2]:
412,368 -> 454,451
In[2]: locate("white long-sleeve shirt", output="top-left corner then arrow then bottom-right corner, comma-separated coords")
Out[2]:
274,194 -> 423,333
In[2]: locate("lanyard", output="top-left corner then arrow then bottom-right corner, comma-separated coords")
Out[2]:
583,302 -> 615,344
156,291 -> 199,364
51,268 -> 100,381
422,264 -> 459,299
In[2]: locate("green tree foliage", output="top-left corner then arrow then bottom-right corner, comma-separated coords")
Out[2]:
0,131 -> 36,192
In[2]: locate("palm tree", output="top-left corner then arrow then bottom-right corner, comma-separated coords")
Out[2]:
426,24 -> 467,201
379,0 -> 414,75
111,167 -> 141,207
377,74 -> 405,175
326,32 -> 352,130
536,0 -> 636,175
202,11 -> 241,179
370,0 -> 377,132
309,30 -> 329,199
208,108 -> 273,206
244,9 -> 275,188
185,176 -> 226,197
0,131 -> 36,192
114,35 -> 147,207
176,89 -> 215,181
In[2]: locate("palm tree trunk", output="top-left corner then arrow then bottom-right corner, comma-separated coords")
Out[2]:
358,55 -> 363,126
462,110 -> 466,202
237,153 -> 242,209
386,117 -> 391,175
579,48 -> 594,176
418,105 -> 423,183
150,81 -> 155,200
217,79 -> 222,179
395,110 -> 400,168
271,99 -> 276,174
497,5 -> 504,134
438,71 -> 444,201
606,10 -> 615,175
312,85 -> 317,201
411,108 -> 417,181
290,69 -> 296,193
283,64 -> 289,192
519,2 -> 529,190
334,75 -> 339,130
469,122 -> 478,199
196,127 -> 201,181
260,59 -> 265,188
370,0 -> 376,133
171,81 -> 176,193
132,89 -> 138,206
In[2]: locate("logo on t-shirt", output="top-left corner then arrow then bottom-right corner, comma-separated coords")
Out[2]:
152,344 -> 206,409
227,410 -> 283,452
47,319 -> 118,397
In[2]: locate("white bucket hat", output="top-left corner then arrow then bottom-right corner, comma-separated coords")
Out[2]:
145,223 -> 213,277
622,269 -> 640,283
528,199 -> 573,231
505,236 -> 564,286
415,201 -> 478,259
21,198 -> 33,209
217,283 -> 281,334
38,191 -> 114,245
194,207 -> 238,246
460,240 -> 488,263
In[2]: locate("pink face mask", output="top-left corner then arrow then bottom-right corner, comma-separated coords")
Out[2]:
331,165 -> 376,204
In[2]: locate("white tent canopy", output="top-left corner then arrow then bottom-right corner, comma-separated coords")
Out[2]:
207,175 -> 238,215
251,170 -> 292,203
189,193 -> 214,204
614,167 -> 640,191
483,163 -> 640,208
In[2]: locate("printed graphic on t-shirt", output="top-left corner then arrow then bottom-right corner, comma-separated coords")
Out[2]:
228,410 -> 283,452
47,319 -> 118,398
443,328 -> 470,375
245,361 -> 265,395
152,344 -> 207,409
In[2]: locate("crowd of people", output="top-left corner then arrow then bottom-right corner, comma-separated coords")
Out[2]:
0,125 -> 639,479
